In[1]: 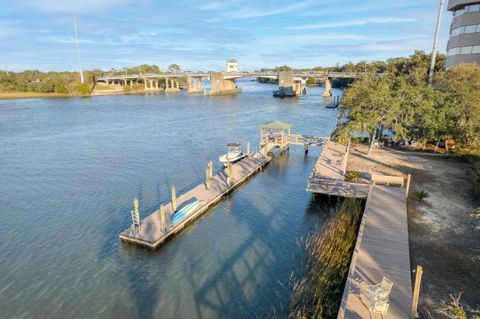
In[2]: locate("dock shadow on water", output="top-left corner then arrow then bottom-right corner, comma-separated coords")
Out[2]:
288,197 -> 365,319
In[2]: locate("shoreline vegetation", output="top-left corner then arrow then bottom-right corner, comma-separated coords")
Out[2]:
289,198 -> 364,319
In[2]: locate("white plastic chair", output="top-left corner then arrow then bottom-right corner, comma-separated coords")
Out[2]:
363,276 -> 393,314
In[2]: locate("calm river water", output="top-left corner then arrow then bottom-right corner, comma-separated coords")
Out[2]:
0,80 -> 342,319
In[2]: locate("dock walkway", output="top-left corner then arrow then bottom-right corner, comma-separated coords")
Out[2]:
305,140 -> 412,318
337,185 -> 412,318
119,152 -> 270,249
306,140 -> 370,197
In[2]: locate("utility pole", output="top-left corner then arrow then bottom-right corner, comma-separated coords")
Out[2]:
73,13 -> 84,84
428,0 -> 444,84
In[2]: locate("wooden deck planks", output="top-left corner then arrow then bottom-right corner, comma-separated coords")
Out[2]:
119,152 -> 271,249
307,140 -> 370,197
338,186 -> 412,319
312,140 -> 347,180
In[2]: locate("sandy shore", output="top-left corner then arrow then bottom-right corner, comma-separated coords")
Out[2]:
347,143 -> 479,317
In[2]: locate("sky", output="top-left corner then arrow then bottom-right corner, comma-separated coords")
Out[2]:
0,0 -> 452,72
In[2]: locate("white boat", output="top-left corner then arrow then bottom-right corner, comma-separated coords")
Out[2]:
219,143 -> 247,166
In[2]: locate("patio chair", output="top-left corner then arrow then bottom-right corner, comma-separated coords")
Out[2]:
362,276 -> 394,313
371,298 -> 390,315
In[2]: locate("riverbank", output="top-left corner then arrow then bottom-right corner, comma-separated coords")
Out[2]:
347,143 -> 480,317
0,91 -> 75,99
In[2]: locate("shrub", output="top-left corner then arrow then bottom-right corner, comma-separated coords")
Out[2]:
414,190 -> 430,200
345,171 -> 361,182
436,293 -> 480,319
76,83 -> 91,96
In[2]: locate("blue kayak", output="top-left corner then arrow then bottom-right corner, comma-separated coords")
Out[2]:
171,200 -> 200,224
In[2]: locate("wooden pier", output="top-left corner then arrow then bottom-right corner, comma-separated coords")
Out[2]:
306,140 -> 370,197
307,140 -> 414,318
119,152 -> 270,249
337,185 -> 412,319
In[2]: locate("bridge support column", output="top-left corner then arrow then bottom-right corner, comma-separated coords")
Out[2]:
165,78 -> 180,93
188,78 -> 203,94
293,80 -> 303,96
323,77 -> 332,98
274,71 -> 295,98
208,72 -> 241,96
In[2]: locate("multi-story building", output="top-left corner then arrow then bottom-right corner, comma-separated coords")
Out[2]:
446,0 -> 480,67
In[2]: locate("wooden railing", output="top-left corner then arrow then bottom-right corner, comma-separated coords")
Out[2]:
371,174 -> 405,187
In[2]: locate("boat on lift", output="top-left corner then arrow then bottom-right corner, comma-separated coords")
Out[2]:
219,143 -> 247,166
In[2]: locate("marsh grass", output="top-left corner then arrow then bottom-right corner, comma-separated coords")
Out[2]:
289,198 -> 364,318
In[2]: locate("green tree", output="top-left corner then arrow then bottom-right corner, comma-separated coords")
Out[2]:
435,64 -> 480,149
306,77 -> 316,86
340,74 -> 399,155
168,64 -> 181,73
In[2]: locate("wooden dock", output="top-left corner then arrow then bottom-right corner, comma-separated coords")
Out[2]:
306,140 -> 370,197
337,185 -> 412,319
119,152 -> 271,249
306,140 -> 413,318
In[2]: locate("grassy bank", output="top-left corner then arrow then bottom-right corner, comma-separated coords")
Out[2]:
0,91 -> 75,99
289,198 -> 364,319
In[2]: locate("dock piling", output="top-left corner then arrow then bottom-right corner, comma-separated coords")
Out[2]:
227,161 -> 233,185
160,204 -> 167,232
209,160 -> 213,179
247,142 -> 251,158
172,186 -> 177,212
205,167 -> 210,190
411,265 -> 423,319
406,174 -> 411,198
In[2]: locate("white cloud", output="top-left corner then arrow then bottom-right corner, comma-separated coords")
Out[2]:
231,0 -> 314,19
285,17 -> 415,30
198,2 -> 227,11
266,33 -> 372,44
16,0 -> 133,12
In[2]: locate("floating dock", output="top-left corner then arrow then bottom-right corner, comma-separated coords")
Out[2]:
119,152 -> 271,249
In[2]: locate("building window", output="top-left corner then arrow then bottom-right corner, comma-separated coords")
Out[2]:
450,24 -> 480,36
453,4 -> 480,17
448,45 -> 480,56
465,25 -> 477,33
468,4 -> 480,12
460,46 -> 473,54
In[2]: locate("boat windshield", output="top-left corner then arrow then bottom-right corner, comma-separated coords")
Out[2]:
226,143 -> 241,153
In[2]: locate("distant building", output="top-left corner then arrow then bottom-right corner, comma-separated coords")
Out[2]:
446,0 -> 480,67
226,59 -> 238,72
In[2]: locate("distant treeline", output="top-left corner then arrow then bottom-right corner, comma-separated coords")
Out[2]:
0,64 -> 190,95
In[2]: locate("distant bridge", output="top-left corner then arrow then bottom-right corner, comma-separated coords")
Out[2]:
95,71 -> 372,96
